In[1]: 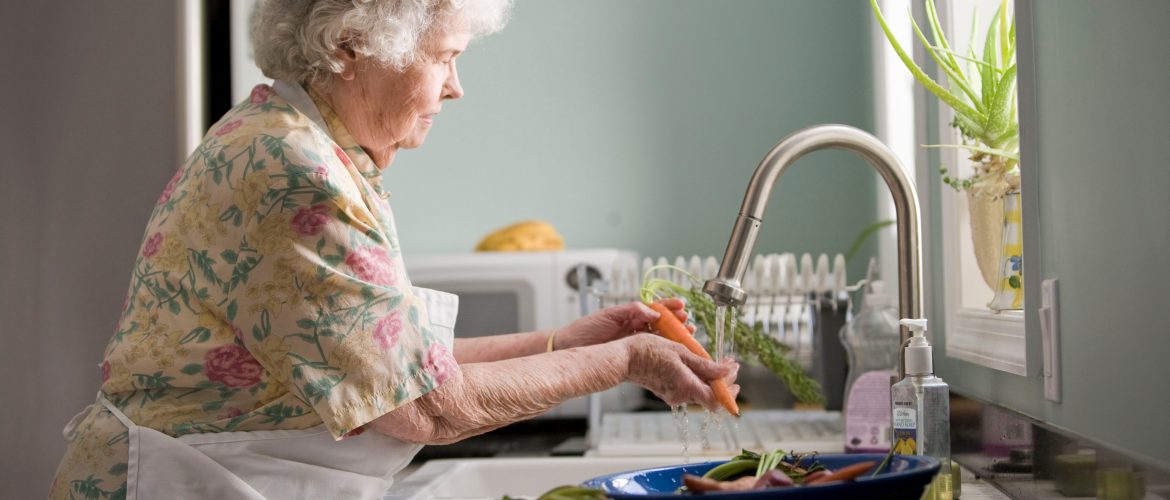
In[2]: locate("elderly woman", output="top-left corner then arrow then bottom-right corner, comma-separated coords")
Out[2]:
49,1 -> 739,498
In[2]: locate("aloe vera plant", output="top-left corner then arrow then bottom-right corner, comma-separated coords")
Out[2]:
871,0 -> 1019,195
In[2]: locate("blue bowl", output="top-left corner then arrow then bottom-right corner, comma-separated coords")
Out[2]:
582,454 -> 940,499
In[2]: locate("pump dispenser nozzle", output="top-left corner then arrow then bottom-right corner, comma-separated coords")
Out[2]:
900,318 -> 932,375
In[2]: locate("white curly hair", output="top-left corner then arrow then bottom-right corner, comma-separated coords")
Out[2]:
251,0 -> 512,84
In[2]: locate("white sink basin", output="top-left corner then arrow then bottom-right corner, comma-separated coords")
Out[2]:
384,455 -> 722,499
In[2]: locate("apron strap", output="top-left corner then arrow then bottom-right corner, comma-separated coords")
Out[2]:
97,392 -> 137,430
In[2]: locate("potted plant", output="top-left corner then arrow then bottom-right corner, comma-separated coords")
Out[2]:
871,0 -> 1022,308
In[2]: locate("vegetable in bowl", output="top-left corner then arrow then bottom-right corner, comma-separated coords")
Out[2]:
679,450 -> 876,494
577,449 -> 940,499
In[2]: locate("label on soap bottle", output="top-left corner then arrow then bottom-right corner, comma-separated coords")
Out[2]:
892,402 -> 918,455
844,371 -> 894,453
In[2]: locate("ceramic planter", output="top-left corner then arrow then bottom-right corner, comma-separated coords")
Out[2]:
986,191 -> 1023,310
966,190 -> 1005,290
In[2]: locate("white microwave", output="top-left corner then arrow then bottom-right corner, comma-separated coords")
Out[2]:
404,248 -> 644,417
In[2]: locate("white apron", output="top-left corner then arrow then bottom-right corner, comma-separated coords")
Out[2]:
86,286 -> 459,500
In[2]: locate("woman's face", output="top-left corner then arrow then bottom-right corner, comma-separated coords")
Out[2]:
326,22 -> 472,168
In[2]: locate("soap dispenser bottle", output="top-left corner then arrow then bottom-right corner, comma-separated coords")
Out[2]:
840,280 -> 900,453
891,318 -> 952,500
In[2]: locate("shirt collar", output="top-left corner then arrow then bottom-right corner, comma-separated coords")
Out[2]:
305,86 -> 388,197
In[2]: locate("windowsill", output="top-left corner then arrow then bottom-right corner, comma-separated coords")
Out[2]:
945,308 -> 1026,375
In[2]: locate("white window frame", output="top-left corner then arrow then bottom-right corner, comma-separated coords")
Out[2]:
933,0 -> 1026,375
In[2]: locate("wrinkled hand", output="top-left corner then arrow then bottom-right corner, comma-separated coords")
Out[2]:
554,298 -> 693,351
622,334 -> 740,412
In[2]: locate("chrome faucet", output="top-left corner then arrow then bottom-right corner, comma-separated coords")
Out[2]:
702,124 -> 923,378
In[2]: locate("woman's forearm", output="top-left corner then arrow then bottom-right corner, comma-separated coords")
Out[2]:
372,340 -> 628,444
452,330 -> 553,363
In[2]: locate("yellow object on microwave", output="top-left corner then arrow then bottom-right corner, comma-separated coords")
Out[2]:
475,220 -> 564,252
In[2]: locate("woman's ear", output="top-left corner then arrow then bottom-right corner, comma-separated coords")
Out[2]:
334,38 -> 359,81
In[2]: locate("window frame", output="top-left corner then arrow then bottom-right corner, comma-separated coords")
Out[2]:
931,0 -> 1027,375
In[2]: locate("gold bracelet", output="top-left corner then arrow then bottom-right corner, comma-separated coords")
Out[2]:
546,329 -> 558,352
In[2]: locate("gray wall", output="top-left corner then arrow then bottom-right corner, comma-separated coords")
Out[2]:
389,0 -> 880,269
0,2 -> 878,497
0,2 -> 179,498
931,0 -> 1170,470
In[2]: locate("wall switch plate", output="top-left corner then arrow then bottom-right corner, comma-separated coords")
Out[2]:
1040,279 -> 1061,402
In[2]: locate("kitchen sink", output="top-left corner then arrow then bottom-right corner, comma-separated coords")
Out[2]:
383,455 -> 720,499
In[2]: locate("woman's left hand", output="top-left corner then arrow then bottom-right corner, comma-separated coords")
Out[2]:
553,298 -> 694,351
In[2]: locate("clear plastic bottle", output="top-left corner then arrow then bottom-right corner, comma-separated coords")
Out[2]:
891,319 -> 952,500
840,281 -> 900,453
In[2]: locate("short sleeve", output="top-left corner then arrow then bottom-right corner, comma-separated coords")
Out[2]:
226,136 -> 457,438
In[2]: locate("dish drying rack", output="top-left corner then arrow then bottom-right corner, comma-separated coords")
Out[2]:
575,252 -> 868,455
596,253 -> 854,374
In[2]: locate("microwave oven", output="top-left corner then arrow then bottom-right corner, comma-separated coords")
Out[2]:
404,248 -> 644,417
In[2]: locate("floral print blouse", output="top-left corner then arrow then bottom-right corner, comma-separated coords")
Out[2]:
49,83 -> 458,499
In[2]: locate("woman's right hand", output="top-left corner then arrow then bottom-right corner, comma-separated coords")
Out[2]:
621,333 -> 740,412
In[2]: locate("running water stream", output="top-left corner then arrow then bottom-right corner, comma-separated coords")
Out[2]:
677,305 -> 741,455
716,305 -> 742,450
670,404 -> 690,463
669,305 -> 746,461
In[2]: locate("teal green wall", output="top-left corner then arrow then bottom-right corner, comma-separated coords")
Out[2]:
932,0 -> 1170,469
385,1 -> 879,274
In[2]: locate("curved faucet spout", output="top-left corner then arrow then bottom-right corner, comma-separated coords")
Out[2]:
702,124 -> 923,377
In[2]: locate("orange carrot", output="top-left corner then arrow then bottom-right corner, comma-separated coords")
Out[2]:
647,302 -> 740,416
804,461 -> 877,485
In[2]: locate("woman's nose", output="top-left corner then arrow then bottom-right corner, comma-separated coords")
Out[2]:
443,63 -> 464,100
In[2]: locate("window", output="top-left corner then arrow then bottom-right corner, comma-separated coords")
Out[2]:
872,0 -> 1025,375
934,0 -> 1026,375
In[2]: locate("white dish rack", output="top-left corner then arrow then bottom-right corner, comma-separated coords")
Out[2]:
592,252 -> 854,371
